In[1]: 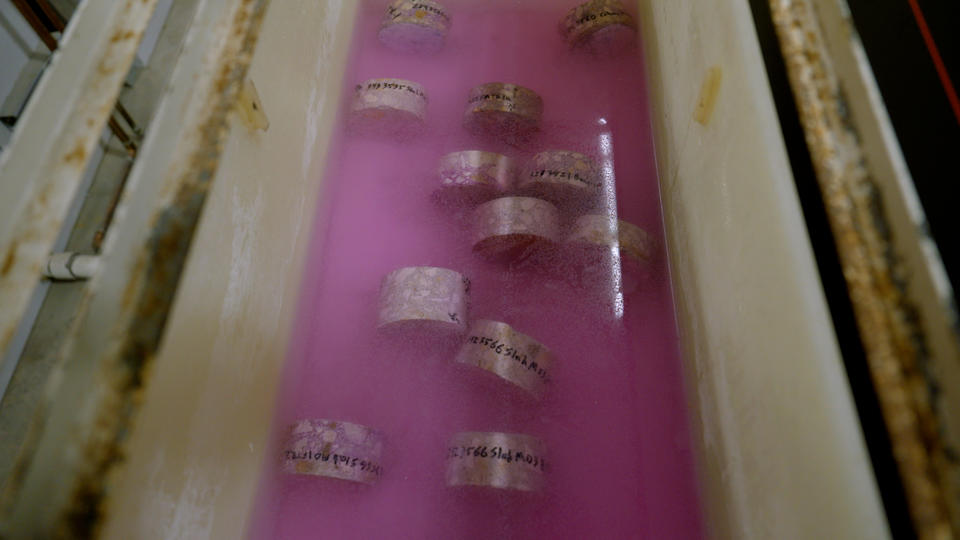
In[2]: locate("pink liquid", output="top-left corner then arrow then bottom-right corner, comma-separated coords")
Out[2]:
250,1 -> 704,538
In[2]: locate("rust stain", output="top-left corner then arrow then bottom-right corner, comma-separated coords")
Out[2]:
694,66 -> 723,125
2,325 -> 14,352
63,143 -> 87,165
236,78 -> 269,131
97,59 -> 113,76
1,242 -> 17,276
51,1 -> 272,537
120,256 -> 146,310
770,1 -> 957,538
1,0 -> 165,530
36,181 -> 53,207
110,30 -> 136,42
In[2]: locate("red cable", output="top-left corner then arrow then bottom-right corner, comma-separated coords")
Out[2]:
906,0 -> 960,127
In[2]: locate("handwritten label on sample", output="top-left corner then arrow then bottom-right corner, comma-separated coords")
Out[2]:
284,449 -> 384,477
466,334 -> 549,381
447,445 -> 547,472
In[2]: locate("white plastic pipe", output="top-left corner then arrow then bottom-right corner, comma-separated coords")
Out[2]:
42,252 -> 100,280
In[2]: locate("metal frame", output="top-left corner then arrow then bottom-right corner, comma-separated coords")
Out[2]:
0,0 -> 269,536
770,0 -> 960,537
0,0 -> 159,370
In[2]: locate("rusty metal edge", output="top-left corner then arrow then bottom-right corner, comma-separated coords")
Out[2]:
66,2 -> 271,536
769,1 -> 958,538
0,0 -> 160,391
0,0 -> 270,538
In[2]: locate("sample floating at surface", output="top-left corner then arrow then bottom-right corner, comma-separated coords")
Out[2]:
519,150 -> 602,210
463,83 -> 543,145
378,266 -> 470,335
471,197 -> 560,262
560,0 -> 636,55
435,150 -> 516,206
454,319 -> 553,400
379,0 -> 450,53
446,432 -> 547,492
281,419 -> 385,484
350,78 -> 428,136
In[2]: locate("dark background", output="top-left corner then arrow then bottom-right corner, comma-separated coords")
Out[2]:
846,0 -> 960,295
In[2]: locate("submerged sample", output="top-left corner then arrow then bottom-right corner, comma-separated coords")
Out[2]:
471,197 -> 561,262
463,82 -> 544,145
377,266 -> 470,335
379,0 -> 450,53
560,0 -> 637,55
282,419 -> 385,485
446,432 -> 547,492
519,149 -> 602,210
454,319 -> 553,400
435,150 -> 516,206
350,78 -> 428,136
565,214 -> 654,289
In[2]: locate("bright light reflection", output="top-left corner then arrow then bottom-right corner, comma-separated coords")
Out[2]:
597,130 -> 623,319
